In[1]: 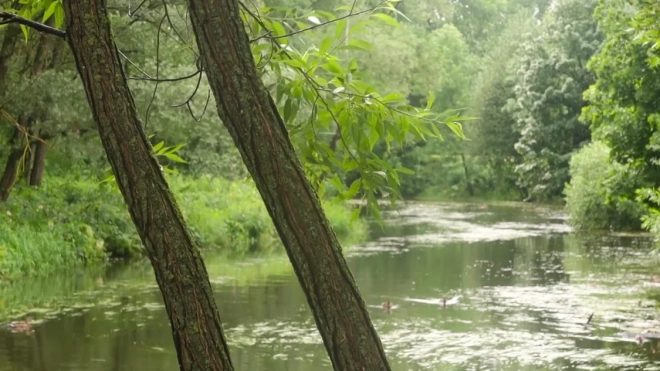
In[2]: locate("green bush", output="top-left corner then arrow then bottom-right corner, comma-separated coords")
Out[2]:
564,141 -> 644,230
0,175 -> 368,279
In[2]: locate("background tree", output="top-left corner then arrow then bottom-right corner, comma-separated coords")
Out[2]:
504,0 -> 602,201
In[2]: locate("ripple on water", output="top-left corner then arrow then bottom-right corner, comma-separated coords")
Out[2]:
2,202 -> 660,371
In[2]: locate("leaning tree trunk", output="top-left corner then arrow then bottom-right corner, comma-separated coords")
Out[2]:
62,1 -> 234,370
188,1 -> 391,370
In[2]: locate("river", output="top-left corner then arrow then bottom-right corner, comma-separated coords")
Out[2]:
2,202 -> 660,370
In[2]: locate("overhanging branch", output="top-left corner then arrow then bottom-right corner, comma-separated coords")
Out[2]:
0,12 -> 66,38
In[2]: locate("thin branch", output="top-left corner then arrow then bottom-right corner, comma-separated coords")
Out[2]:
160,0 -> 197,57
128,0 -> 149,16
0,110 -> 49,146
248,1 -> 386,43
128,69 -> 201,82
170,66 -> 212,122
118,49 -> 153,78
240,2 -> 361,164
144,14 -> 166,130
0,12 -> 65,38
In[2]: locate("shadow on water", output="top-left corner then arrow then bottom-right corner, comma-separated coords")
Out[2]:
2,201 -> 660,370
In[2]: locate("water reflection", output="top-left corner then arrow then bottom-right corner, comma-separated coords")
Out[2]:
2,202 -> 660,370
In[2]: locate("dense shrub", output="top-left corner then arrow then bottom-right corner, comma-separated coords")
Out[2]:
564,142 -> 644,231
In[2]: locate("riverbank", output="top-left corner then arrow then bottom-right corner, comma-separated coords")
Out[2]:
4,201 -> 660,370
0,175 -> 367,280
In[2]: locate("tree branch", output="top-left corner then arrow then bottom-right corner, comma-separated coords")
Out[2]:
0,12 -> 66,38
248,1 -> 387,43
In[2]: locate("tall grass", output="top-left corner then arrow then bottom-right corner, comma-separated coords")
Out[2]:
0,175 -> 367,279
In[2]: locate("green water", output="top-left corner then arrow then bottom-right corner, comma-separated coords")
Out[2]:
2,202 -> 660,370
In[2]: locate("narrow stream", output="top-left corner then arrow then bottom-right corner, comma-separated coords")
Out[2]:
2,202 -> 660,370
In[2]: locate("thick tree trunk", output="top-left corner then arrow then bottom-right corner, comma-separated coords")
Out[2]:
0,117 -> 30,201
63,1 -> 234,370
0,25 -> 19,89
0,23 -> 59,198
460,153 -> 474,196
28,138 -> 47,186
0,2 -> 20,90
188,1 -> 391,370
0,8 -> 22,202
0,148 -> 23,201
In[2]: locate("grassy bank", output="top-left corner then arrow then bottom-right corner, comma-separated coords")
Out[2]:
0,175 -> 367,279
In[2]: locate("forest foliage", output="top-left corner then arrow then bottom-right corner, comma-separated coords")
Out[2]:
3,0 -> 660,278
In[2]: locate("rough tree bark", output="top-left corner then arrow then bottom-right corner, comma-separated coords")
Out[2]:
0,17 -> 22,202
28,133 -> 49,186
0,146 -> 24,201
0,24 -> 19,87
187,1 -> 391,370
0,117 -> 30,201
62,0 -> 234,370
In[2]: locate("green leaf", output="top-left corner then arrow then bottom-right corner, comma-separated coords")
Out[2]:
318,182 -> 326,199
163,153 -> 187,163
319,36 -> 333,56
347,39 -> 373,51
372,13 -> 399,28
271,21 -> 287,44
54,4 -> 64,29
152,141 -> 165,152
426,91 -> 436,110
100,175 -> 116,184
283,98 -> 291,121
380,93 -> 404,103
165,144 -> 185,154
279,58 -> 306,69
344,179 -> 362,200
350,207 -> 361,222
395,167 -> 415,175
43,1 -> 58,23
20,25 -> 29,42
334,19 -> 347,40
321,60 -> 343,75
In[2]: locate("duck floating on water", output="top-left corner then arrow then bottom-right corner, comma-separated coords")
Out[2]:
7,317 -> 33,334
382,301 -> 399,313
441,296 -> 461,308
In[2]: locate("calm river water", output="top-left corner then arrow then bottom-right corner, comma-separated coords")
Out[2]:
2,202 -> 660,370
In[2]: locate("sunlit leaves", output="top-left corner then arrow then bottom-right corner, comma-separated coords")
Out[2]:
101,139 -> 187,187
371,13 -> 399,28
630,0 -> 660,64
3,0 -> 64,41
242,1 -> 467,223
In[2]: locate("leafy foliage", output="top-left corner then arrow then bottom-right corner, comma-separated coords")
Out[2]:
581,0 -> 660,225
467,10 -> 538,197
565,141 -> 644,230
0,176 -> 367,278
505,0 -> 602,201
241,2 -> 468,219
